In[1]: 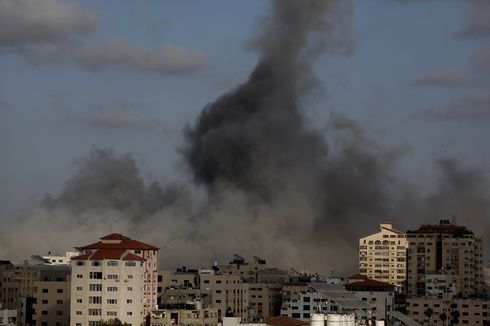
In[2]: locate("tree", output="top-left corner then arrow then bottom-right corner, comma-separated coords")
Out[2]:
424,308 -> 434,325
100,319 -> 129,326
439,312 -> 448,325
450,310 -> 460,326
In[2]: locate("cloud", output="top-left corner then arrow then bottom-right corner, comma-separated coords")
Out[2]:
410,69 -> 471,87
469,45 -> 490,75
87,112 -> 160,131
0,0 -> 98,46
411,91 -> 490,121
19,38 -> 208,74
455,0 -> 490,39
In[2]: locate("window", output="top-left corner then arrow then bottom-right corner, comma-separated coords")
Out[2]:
108,261 -> 118,266
127,311 -> 133,316
89,272 -> 102,279
127,274 -> 133,279
107,299 -> 117,304
107,311 -> 117,316
76,311 -> 82,315
127,299 -> 133,304
107,287 -> 118,292
57,289 -> 63,293
76,286 -> 83,291
76,261 -> 85,266
57,300 -> 63,304
89,284 -> 102,291
76,274 -> 83,278
89,309 -> 102,316
134,250 -> 141,254
42,311 -> 48,315
127,287 -> 133,291
89,296 -> 102,304
125,261 -> 136,267
42,300 -> 48,304
107,274 -> 118,280
42,289 -> 48,293
56,311 -> 63,315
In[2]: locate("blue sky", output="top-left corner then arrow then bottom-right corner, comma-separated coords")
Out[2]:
1,0 -> 489,219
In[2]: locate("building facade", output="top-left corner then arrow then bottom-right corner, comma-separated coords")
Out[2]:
32,266 -> 71,326
406,220 -> 484,298
407,297 -> 490,325
70,233 -> 159,326
358,223 -> 408,290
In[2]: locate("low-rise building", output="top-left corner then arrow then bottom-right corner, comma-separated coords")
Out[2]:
150,305 -> 219,326
280,283 -> 368,321
32,266 -> 71,326
345,274 -> 395,322
407,297 -> 490,325
0,308 -> 16,326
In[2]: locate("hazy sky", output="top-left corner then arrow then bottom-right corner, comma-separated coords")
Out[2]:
1,0 -> 489,220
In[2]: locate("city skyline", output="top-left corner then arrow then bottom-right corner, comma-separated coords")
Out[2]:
1,0 -> 490,278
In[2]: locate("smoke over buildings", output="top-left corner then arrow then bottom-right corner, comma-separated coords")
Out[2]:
1,0 -> 489,274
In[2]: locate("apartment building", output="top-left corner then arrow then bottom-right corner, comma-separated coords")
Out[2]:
32,266 -> 71,326
199,272 -> 245,319
280,283 -> 368,321
358,223 -> 408,291
345,274 -> 395,321
150,306 -> 219,326
406,220 -> 484,298
217,255 -> 267,283
70,233 -> 159,326
243,283 -> 282,321
407,297 -> 490,325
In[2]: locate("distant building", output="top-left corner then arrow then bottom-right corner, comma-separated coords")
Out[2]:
0,308 -> 16,326
42,252 -> 79,266
358,222 -> 408,290
32,266 -> 71,326
407,297 -> 490,325
406,220 -> 484,298
345,274 -> 395,322
280,283 -> 368,321
243,283 -> 282,321
70,233 -> 159,326
150,304 -> 219,326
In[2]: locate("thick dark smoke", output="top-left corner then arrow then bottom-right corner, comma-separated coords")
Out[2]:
1,0 -> 489,274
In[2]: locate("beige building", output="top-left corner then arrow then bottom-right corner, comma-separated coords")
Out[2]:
407,297 -> 490,325
243,283 -> 282,321
70,233 -> 159,326
217,256 -> 268,283
199,272 -> 245,319
359,223 -> 408,290
150,307 -> 219,326
32,266 -> 71,326
406,220 -> 484,298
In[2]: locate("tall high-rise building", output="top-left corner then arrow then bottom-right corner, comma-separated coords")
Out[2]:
406,220 -> 484,298
358,223 -> 408,290
70,233 -> 159,326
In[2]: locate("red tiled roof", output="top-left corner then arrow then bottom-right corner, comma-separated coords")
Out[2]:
89,249 -> 126,260
122,253 -> 145,261
100,233 -> 131,240
347,279 -> 394,288
81,235 -> 159,250
349,273 -> 368,280
72,253 -> 91,261
266,317 -> 308,326
72,249 -> 144,261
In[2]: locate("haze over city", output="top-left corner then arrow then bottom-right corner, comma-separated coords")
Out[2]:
1,0 -> 490,277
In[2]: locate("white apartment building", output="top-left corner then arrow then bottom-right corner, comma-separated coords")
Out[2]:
359,223 -> 408,290
70,233 -> 159,326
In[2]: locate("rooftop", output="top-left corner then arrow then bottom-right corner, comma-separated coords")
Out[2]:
407,220 -> 473,236
80,233 -> 159,250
